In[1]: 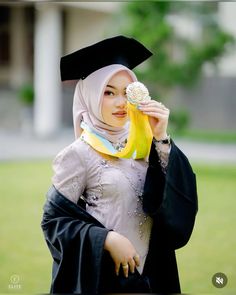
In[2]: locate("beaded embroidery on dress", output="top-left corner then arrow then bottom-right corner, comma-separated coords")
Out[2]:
52,137 -> 171,273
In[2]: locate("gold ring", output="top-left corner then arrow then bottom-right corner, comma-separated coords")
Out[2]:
122,264 -> 129,268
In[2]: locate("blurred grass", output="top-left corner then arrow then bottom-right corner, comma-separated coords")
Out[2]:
0,160 -> 52,293
174,129 -> 236,143
0,160 -> 236,293
177,163 -> 236,294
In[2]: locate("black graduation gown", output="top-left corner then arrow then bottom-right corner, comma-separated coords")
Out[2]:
41,140 -> 198,294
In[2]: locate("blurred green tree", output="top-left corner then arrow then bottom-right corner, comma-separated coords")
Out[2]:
120,2 -> 235,95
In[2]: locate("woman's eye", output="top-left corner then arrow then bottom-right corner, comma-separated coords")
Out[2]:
104,90 -> 114,96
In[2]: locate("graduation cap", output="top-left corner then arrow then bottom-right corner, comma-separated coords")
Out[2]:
60,35 -> 153,81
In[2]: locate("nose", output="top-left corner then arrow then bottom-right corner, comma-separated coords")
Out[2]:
115,95 -> 127,108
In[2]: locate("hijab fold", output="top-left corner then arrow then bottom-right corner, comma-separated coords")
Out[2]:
73,64 -> 137,143
73,64 -> 153,159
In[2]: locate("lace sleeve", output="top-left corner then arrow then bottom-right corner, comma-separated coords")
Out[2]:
153,140 -> 171,174
52,143 -> 87,204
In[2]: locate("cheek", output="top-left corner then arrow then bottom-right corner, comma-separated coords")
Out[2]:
101,98 -> 112,120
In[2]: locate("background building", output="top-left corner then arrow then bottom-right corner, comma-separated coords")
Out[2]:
0,2 -> 235,137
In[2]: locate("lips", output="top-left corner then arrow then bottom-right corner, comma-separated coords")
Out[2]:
112,111 -> 127,118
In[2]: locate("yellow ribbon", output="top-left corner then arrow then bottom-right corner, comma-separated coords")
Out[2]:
81,102 -> 153,159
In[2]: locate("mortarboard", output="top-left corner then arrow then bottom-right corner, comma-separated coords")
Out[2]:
60,35 -> 153,81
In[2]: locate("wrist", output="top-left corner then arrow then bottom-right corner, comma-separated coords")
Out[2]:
104,231 -> 120,251
153,134 -> 170,144
154,131 -> 168,141
104,231 -> 113,251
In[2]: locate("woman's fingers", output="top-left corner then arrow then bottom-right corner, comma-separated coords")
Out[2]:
138,100 -> 170,125
121,263 -> 129,278
120,253 -> 140,277
133,254 -> 140,266
120,255 -> 137,277
140,108 -> 169,115
138,104 -> 169,113
138,100 -> 169,139
142,112 -> 168,119
104,231 -> 140,278
115,263 -> 120,276
139,100 -> 166,107
139,100 -> 169,111
128,257 -> 136,274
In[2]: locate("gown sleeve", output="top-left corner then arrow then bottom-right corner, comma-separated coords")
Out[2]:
41,186 -> 110,293
142,140 -> 198,249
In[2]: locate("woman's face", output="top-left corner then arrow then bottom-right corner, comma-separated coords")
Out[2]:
101,70 -> 133,127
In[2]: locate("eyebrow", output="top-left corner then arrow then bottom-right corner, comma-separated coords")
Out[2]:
106,84 -> 116,89
106,84 -> 127,91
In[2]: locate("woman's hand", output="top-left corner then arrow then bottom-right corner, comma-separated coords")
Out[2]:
138,100 -> 170,140
104,231 -> 140,277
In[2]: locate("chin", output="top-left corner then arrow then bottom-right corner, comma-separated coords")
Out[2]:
114,119 -> 128,128
106,116 -> 128,128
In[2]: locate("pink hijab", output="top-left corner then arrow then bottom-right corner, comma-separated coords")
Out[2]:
73,64 -> 137,143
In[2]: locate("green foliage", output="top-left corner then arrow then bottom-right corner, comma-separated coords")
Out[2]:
169,109 -> 190,132
18,84 -> 34,106
121,2 -> 235,94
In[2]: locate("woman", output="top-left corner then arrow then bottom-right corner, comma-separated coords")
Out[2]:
41,36 -> 198,293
